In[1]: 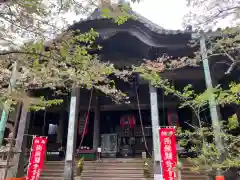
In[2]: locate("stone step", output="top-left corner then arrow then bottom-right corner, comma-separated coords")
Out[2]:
41,169 -> 144,174
43,164 -> 144,169
41,173 -> 65,177
40,159 -> 208,180
42,168 -> 144,173
81,173 -> 144,178
44,161 -> 144,165
41,169 -> 205,174
43,165 -> 144,171
44,162 -> 144,165
40,177 -> 145,180
40,160 -> 145,180
40,175 -> 208,180
148,175 -> 208,180
82,177 -> 145,180
45,158 -> 143,162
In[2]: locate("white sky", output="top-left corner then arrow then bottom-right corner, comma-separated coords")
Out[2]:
2,0 -> 236,49
130,0 -> 238,30
66,0 -> 189,30
130,0 -> 188,30
60,0 -> 236,32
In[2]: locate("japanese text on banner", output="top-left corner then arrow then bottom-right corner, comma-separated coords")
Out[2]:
159,128 -> 177,180
26,136 -> 48,180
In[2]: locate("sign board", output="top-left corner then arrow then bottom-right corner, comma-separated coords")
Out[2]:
154,174 -> 164,180
149,85 -> 161,161
66,96 -> 76,161
27,136 -> 48,180
159,128 -> 177,180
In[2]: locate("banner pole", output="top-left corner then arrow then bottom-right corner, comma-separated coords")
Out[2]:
177,155 -> 182,180
26,135 -> 36,180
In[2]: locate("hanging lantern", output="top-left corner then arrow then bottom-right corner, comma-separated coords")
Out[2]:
216,176 -> 224,180
120,115 -> 136,129
167,110 -> 180,127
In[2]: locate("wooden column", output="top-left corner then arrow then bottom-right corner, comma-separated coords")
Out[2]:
149,83 -> 163,180
57,111 -> 65,144
64,88 -> 80,180
12,103 -> 31,177
93,95 -> 100,151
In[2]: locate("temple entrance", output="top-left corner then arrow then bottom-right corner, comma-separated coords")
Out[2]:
26,106 -> 195,161
99,110 -> 153,158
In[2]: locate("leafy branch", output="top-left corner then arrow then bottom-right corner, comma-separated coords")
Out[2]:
134,50 -> 240,174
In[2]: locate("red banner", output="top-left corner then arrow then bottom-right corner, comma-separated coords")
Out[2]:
27,136 -> 48,180
160,128 -> 177,180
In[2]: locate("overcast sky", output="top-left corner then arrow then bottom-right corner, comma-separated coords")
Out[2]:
66,0 -> 189,30
65,0 -> 235,31
130,0 -> 188,30
3,0 -> 235,49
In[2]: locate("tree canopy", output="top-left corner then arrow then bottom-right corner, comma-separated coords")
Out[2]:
184,0 -> 239,29
0,0 -> 240,177
0,0 -> 135,108
136,0 -> 240,177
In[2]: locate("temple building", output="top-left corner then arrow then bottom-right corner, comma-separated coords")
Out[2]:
29,7 -> 202,158
1,2 -> 239,180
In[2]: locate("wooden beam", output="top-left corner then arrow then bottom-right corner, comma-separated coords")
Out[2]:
75,102 -> 179,111
162,68 -> 204,80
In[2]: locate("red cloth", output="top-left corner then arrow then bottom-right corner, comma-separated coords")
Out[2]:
167,110 -> 179,126
120,115 -> 136,129
78,112 -> 88,136
216,176 -> 225,180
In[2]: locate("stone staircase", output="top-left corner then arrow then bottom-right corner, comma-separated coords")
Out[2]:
81,158 -> 145,180
40,158 -> 209,180
40,161 -> 67,180
40,158 -> 145,180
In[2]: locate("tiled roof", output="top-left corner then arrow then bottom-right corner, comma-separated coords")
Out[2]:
69,7 -> 192,35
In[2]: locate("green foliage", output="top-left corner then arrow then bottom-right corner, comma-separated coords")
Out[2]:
134,22 -> 240,176
101,3 -> 136,25
184,0 -> 239,29
143,158 -> 152,179
0,0 -> 135,111
178,122 -> 240,174
135,4 -> 240,172
228,114 -> 239,130
76,157 -> 84,176
136,55 -> 240,175
29,96 -> 63,111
